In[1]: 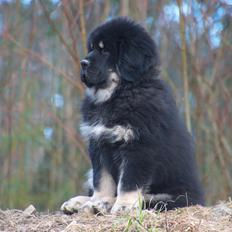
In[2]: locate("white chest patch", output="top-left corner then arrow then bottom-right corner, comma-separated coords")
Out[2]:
80,122 -> 134,143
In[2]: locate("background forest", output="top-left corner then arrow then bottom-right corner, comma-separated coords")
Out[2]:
0,0 -> 231,211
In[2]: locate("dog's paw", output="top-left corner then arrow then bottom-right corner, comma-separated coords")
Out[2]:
60,196 -> 91,214
80,199 -> 114,215
110,202 -> 138,214
79,201 -> 96,214
93,200 -> 114,213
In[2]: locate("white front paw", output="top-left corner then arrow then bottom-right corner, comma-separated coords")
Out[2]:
61,196 -> 91,214
81,198 -> 115,214
111,202 -> 138,214
80,201 -> 96,214
95,201 -> 113,213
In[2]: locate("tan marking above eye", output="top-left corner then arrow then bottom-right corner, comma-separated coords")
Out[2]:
99,41 -> 104,48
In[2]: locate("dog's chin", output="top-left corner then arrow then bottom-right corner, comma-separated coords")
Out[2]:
83,81 -> 95,88
81,75 -> 107,89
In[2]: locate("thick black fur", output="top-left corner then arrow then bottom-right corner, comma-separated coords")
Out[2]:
81,17 -> 204,210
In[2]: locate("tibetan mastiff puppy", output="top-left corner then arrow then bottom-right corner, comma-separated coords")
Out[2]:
61,17 -> 204,214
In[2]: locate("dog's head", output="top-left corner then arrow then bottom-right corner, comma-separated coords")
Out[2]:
80,17 -> 159,89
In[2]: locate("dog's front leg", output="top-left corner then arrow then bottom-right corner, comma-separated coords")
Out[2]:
81,166 -> 116,214
111,155 -> 151,214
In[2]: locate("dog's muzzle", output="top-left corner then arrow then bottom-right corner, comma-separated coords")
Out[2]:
80,59 -> 91,86
80,58 -> 107,88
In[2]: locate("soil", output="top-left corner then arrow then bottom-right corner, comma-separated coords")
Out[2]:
0,202 -> 232,232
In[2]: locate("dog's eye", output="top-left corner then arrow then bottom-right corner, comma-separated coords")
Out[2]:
89,43 -> 95,51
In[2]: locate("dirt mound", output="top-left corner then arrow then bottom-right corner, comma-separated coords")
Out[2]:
0,202 -> 232,231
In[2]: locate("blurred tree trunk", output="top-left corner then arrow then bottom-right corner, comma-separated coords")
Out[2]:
177,0 -> 192,133
131,0 -> 148,24
120,0 -> 129,16
78,0 -> 87,55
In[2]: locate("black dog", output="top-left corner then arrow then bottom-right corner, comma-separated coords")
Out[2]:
61,17 -> 204,214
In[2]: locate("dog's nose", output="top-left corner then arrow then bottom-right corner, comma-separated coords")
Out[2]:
80,59 -> 90,69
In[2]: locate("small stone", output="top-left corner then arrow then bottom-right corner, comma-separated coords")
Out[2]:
23,204 -> 36,215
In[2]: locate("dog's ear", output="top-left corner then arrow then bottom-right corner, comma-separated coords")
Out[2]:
117,39 -> 157,82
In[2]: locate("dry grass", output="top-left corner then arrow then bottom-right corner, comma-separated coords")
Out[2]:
0,202 -> 232,232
